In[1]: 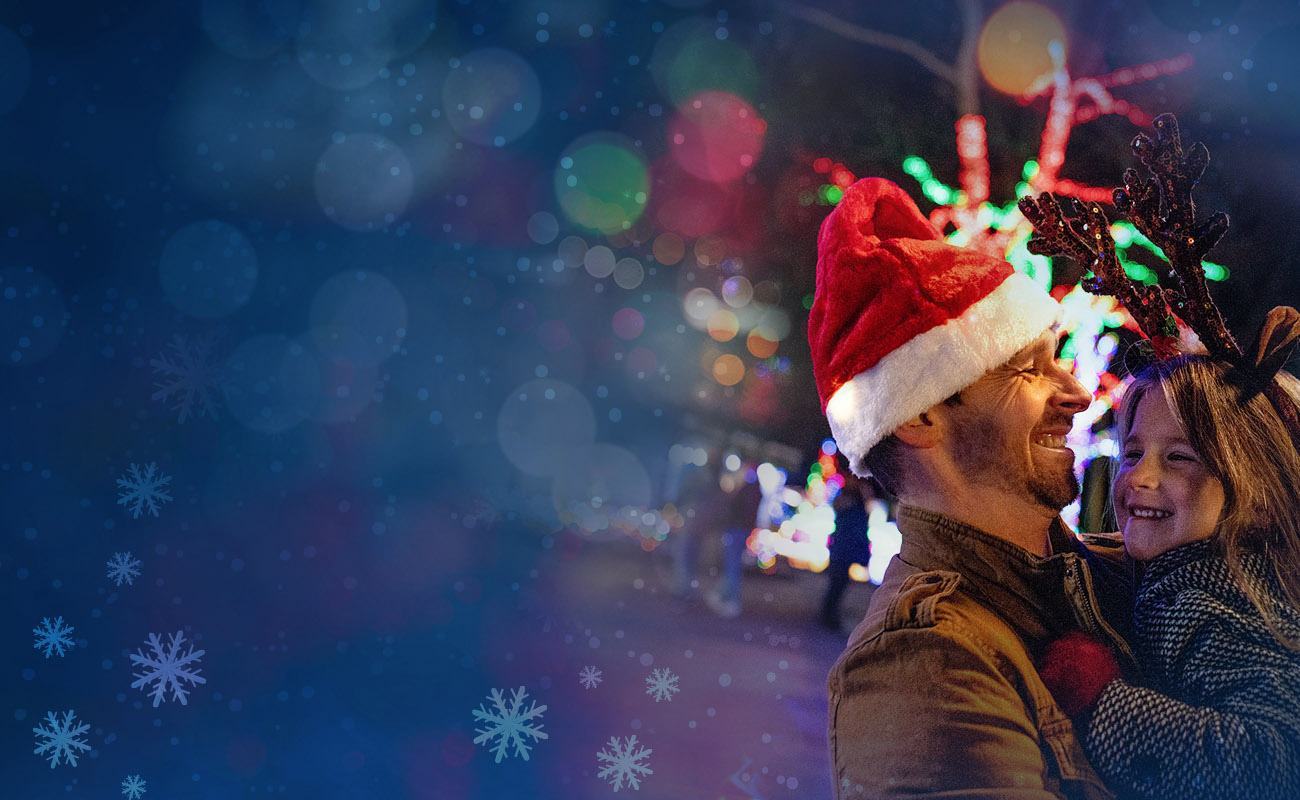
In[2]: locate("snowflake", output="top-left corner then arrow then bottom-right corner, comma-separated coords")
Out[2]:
33,616 -> 75,658
116,462 -> 173,519
597,734 -> 653,791
150,334 -> 225,423
121,774 -> 147,799
33,710 -> 91,768
107,552 -> 142,586
471,686 -> 548,762
644,667 -> 679,702
578,665 -> 603,689
129,630 -> 207,706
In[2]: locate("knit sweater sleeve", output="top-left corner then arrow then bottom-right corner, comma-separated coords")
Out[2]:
1082,586 -> 1300,800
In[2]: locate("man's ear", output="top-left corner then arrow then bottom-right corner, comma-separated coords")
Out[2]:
892,408 -> 943,448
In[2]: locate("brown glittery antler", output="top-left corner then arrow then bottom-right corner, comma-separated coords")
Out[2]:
1114,113 -> 1241,361
1017,191 -> 1184,357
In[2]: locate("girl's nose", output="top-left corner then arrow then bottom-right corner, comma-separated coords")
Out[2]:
1127,455 -> 1160,489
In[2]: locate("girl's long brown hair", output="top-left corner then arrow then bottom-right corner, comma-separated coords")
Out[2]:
1117,355 -> 1300,650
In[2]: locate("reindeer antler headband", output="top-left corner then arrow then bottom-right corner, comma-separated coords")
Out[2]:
1018,114 -> 1300,437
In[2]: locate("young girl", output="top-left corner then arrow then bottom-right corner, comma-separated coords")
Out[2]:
1042,353 -> 1300,799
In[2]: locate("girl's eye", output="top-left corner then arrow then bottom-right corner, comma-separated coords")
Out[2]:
1121,450 -> 1142,461
1169,452 -> 1197,462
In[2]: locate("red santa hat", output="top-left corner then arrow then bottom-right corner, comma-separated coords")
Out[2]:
810,177 -> 1061,474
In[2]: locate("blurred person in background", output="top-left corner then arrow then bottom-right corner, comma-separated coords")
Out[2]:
818,469 -> 875,634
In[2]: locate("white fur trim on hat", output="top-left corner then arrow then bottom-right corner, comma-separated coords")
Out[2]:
826,271 -> 1061,475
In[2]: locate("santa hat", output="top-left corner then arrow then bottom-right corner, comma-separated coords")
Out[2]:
809,177 -> 1061,474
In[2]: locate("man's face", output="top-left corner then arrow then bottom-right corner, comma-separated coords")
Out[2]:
944,331 -> 1092,511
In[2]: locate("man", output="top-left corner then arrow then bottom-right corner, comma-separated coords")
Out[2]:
809,178 -> 1134,798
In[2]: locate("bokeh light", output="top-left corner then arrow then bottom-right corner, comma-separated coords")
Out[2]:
443,48 -> 542,147
668,91 -> 766,183
314,133 -> 415,231
0,26 -> 31,114
694,235 -> 727,266
557,235 -> 588,268
650,17 -> 759,107
611,307 -> 645,340
555,133 -> 650,234
683,287 -> 720,328
308,270 -> 408,367
712,353 -> 745,386
706,309 -> 739,342
652,232 -> 686,265
552,443 -> 654,538
158,220 -> 259,319
295,0 -> 438,90
583,245 -> 616,278
612,257 -> 645,290
746,329 -> 779,358
224,334 -> 322,434
0,267 -> 66,366
977,2 -> 1067,96
721,275 -> 753,308
527,211 -> 559,244
497,379 -> 597,478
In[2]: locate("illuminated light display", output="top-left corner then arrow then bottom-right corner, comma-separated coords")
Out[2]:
555,132 -> 650,234
977,1 -> 1068,96
668,90 -> 767,183
742,438 -> 901,583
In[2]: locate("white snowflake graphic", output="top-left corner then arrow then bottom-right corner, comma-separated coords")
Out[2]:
471,686 -> 548,762
116,462 -> 173,519
107,552 -> 142,586
33,710 -> 91,768
644,667 -> 679,702
121,773 -> 147,799
129,630 -> 207,706
578,665 -> 603,689
597,734 -> 653,791
150,334 -> 225,423
33,616 -> 75,658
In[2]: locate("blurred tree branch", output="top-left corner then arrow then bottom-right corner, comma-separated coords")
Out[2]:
781,1 -> 982,115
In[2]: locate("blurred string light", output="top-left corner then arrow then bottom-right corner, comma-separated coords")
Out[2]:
745,438 -> 897,584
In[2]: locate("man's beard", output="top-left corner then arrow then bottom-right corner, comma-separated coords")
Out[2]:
950,414 -> 1079,511
1027,461 -> 1079,511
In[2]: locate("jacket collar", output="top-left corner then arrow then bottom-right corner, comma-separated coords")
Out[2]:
896,504 -> 1088,646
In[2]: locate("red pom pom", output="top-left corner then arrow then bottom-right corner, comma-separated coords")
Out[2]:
1037,631 -> 1122,717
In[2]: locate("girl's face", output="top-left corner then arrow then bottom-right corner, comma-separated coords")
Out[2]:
1113,389 -> 1226,561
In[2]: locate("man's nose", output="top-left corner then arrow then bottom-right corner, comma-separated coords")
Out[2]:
1050,363 -> 1092,415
